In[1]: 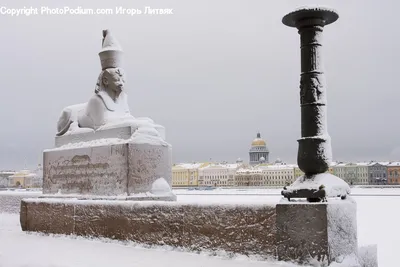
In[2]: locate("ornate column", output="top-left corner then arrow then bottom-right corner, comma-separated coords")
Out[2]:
282,8 -> 349,201
276,9 -> 360,265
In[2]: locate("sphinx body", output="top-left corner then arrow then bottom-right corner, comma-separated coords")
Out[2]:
55,30 -> 165,140
56,67 -> 134,136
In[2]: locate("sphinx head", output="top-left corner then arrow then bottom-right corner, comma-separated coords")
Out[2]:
95,67 -> 126,100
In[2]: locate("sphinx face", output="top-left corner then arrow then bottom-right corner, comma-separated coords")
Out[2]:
108,70 -> 125,94
100,68 -> 127,101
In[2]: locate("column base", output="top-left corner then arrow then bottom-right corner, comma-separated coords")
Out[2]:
282,173 -> 350,201
276,198 -> 359,266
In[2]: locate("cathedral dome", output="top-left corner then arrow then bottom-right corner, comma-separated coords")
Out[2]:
249,132 -> 269,165
251,133 -> 266,146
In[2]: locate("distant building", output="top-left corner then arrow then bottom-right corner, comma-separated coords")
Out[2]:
249,132 -> 269,165
294,165 -> 304,179
333,162 -> 369,185
368,162 -> 388,185
328,162 -> 338,175
234,168 -> 263,187
0,171 -> 15,188
8,170 -> 38,188
172,163 -> 207,187
258,163 -> 296,187
355,162 -> 369,185
387,162 -> 400,185
234,160 -> 296,188
198,163 -> 239,187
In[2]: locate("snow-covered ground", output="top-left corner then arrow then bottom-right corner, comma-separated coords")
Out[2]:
1,188 -> 399,267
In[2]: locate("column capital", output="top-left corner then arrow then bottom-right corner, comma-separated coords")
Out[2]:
282,7 -> 338,28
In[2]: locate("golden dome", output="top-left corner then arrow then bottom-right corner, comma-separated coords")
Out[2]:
251,133 -> 266,146
252,139 -> 266,146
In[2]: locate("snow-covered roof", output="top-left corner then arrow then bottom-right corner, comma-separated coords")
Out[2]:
236,168 -> 263,174
199,163 -> 240,170
356,162 -> 370,166
0,171 -> 16,175
173,163 -> 205,169
9,170 -> 37,178
387,162 -> 400,166
286,164 -> 299,168
368,161 -> 389,167
257,164 -> 294,170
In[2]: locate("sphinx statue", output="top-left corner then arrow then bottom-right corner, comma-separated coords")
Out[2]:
44,29 -> 173,199
56,30 -> 135,136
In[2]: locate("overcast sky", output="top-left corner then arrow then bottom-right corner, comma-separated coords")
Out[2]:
0,0 -> 399,170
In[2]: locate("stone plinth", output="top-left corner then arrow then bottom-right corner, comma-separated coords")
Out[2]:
276,198 -> 358,265
20,198 -> 277,258
43,141 -> 173,198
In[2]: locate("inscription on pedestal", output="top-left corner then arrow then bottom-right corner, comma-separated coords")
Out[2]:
43,142 -> 172,196
44,144 -> 129,195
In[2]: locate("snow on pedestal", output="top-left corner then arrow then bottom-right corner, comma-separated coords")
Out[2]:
284,173 -> 351,199
151,178 -> 172,195
358,245 -> 378,267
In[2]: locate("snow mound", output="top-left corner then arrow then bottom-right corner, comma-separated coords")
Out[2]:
131,127 -> 169,147
151,178 -> 172,195
358,245 -> 378,267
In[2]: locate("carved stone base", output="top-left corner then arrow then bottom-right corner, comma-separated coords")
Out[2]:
43,140 -> 173,197
276,198 -> 359,266
282,173 -> 351,201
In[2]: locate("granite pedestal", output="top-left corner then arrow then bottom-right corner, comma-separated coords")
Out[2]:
43,140 -> 173,199
276,199 -> 359,266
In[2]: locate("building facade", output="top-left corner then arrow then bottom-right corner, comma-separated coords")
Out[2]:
355,163 -> 369,185
234,161 -> 296,188
387,162 -> 400,185
333,162 -> 369,185
293,165 -> 304,179
368,162 -> 388,185
8,170 -> 38,188
234,169 -> 264,187
172,163 -> 207,187
0,171 -> 15,188
259,164 -> 295,187
249,133 -> 269,165
198,163 -> 238,187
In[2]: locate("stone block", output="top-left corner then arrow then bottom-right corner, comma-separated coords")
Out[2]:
20,200 -> 75,234
20,198 -> 276,258
43,141 -> 172,196
276,199 -> 358,265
